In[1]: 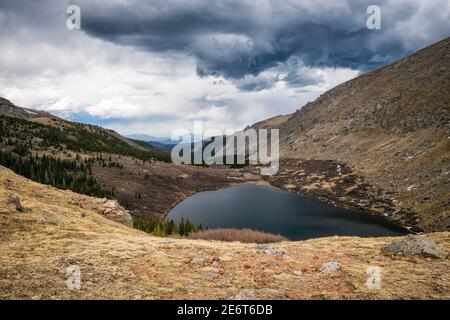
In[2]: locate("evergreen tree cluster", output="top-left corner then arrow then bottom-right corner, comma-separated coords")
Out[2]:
93,153 -> 124,169
0,115 -> 171,162
0,150 -> 112,198
134,217 -> 203,237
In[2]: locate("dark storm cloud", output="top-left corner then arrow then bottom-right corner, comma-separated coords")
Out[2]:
282,69 -> 323,88
236,77 -> 276,92
75,0 -> 450,82
2,0 -> 449,88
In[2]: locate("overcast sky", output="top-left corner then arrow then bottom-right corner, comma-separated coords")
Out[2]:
0,0 -> 448,137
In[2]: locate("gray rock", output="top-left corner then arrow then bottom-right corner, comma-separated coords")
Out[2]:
38,216 -> 57,225
98,200 -> 133,228
319,262 -> 342,272
382,235 -> 448,259
7,194 -> 23,212
254,243 -> 286,256
229,289 -> 256,300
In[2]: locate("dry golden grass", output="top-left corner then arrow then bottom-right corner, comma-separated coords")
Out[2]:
0,165 -> 449,300
189,228 -> 288,243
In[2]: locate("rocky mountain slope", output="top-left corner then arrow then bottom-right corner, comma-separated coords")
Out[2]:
0,97 -> 157,153
0,99 -> 245,220
0,97 -> 54,119
255,37 -> 450,232
0,165 -> 448,299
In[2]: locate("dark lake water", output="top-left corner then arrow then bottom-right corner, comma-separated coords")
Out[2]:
165,184 -> 407,240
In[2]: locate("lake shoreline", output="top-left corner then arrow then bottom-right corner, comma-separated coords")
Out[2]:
164,182 -> 408,241
158,167 -> 411,237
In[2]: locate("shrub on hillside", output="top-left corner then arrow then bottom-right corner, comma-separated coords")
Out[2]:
134,217 -> 202,237
189,228 -> 288,243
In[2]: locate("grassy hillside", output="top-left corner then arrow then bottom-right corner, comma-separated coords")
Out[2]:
0,115 -> 171,162
0,165 -> 448,299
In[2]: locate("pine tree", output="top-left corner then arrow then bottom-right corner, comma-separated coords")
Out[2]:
179,217 -> 185,236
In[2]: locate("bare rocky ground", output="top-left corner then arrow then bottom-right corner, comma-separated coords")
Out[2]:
251,159 -> 419,232
0,165 -> 448,300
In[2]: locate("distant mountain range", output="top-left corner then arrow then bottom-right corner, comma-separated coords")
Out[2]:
126,134 -> 177,145
127,133 -> 203,144
126,133 -> 206,152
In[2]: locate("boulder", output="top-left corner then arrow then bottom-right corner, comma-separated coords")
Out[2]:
254,243 -> 286,256
229,289 -> 256,300
98,200 -> 133,228
382,235 -> 448,259
7,194 -> 23,212
319,262 -> 342,272
38,216 -> 57,225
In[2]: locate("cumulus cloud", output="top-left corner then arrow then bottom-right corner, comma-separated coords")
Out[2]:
79,0 -> 450,78
0,0 -> 448,136
233,58 -> 324,92
235,74 -> 278,92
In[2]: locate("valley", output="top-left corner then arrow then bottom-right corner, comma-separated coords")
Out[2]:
0,37 -> 449,300
0,100 -> 249,221
0,165 -> 448,299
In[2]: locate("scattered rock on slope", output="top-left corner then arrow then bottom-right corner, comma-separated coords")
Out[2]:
319,262 -> 342,272
382,235 -> 448,259
229,289 -> 287,300
6,194 -> 23,212
254,243 -> 286,255
98,200 -> 133,228
229,289 -> 256,300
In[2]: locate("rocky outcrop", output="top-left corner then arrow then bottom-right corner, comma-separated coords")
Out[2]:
382,235 -> 448,259
254,243 -> 287,255
0,97 -> 51,120
98,200 -> 133,228
6,194 -> 23,212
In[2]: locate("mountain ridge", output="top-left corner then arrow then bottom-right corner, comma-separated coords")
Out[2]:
253,37 -> 450,232
0,101 -> 244,220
